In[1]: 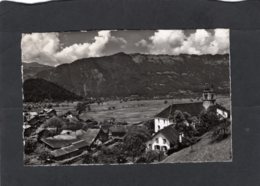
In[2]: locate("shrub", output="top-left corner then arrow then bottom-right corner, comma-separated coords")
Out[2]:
82,154 -> 96,164
211,119 -> 231,143
137,150 -> 164,163
75,102 -> 89,114
43,116 -> 65,133
123,127 -> 151,161
173,110 -> 185,123
24,139 -> 37,154
197,107 -> 220,135
39,151 -> 54,164
62,121 -> 83,131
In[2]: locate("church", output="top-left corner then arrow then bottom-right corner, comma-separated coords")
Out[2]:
154,86 -> 230,133
146,86 -> 230,152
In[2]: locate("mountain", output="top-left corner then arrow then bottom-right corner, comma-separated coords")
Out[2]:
34,53 -> 230,98
22,62 -> 54,80
23,78 -> 82,102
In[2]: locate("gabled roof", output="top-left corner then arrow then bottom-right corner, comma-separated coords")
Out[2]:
41,138 -> 78,149
153,125 -> 179,145
109,126 -> 127,134
71,140 -> 89,149
155,102 -> 204,118
79,128 -> 101,146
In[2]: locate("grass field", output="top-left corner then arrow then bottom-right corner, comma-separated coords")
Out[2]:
162,130 -> 232,163
77,96 -> 231,124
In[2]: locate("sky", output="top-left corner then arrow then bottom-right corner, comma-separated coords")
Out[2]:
21,29 -> 229,66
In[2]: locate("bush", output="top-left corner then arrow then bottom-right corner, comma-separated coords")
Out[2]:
123,127 -> 151,161
87,144 -> 126,164
137,150 -> 165,163
75,102 -> 90,114
44,116 -> 65,128
62,121 -> 83,131
211,120 -> 231,143
198,107 -> 220,135
43,116 -> 65,133
82,154 -> 96,164
39,151 -> 54,164
173,110 -> 185,123
24,139 -> 37,154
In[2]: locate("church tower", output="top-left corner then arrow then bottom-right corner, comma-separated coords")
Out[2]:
202,84 -> 216,110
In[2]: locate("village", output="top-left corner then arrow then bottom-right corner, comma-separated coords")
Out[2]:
23,85 -> 231,165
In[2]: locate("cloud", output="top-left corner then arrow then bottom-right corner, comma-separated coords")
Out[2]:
22,29 -> 229,66
146,29 -> 229,55
148,30 -> 186,54
55,31 -> 112,64
21,31 -> 127,66
21,33 -> 60,65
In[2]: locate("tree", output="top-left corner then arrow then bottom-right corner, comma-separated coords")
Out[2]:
173,110 -> 185,123
82,154 -> 96,164
199,107 -> 220,128
183,112 -> 191,121
75,102 -> 90,114
211,119 -> 231,142
44,116 -> 65,133
61,121 -> 83,131
138,150 -> 165,163
123,127 -> 151,162
39,151 -> 53,164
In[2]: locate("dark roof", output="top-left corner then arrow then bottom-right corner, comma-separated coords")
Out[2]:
51,145 -> 79,158
51,148 -> 67,157
109,126 -> 127,134
79,128 -> 100,145
41,138 -> 78,149
154,125 -> 179,145
155,102 -> 204,118
71,140 -> 89,149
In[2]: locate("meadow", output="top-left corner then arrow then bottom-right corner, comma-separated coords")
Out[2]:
75,96 -> 231,124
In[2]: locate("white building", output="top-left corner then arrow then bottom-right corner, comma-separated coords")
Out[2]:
153,86 -> 230,133
154,102 -> 204,133
146,125 -> 179,152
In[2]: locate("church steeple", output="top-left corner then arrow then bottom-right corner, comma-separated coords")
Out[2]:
202,84 -> 216,110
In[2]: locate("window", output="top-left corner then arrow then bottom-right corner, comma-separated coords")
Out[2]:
158,125 -> 160,130
163,139 -> 167,144
155,138 -> 159,143
155,145 -> 160,150
161,146 -> 167,151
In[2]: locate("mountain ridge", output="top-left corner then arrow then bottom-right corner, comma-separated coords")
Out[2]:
23,78 -> 82,102
27,53 -> 230,98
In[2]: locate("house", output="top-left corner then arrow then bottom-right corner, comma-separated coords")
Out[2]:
215,105 -> 230,120
154,102 -> 204,133
146,125 -> 180,152
154,86 -> 230,133
23,124 -> 33,137
46,128 -> 102,160
109,125 -> 127,137
43,108 -> 57,117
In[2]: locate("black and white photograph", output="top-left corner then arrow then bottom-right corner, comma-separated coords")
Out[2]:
22,29 -> 232,166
